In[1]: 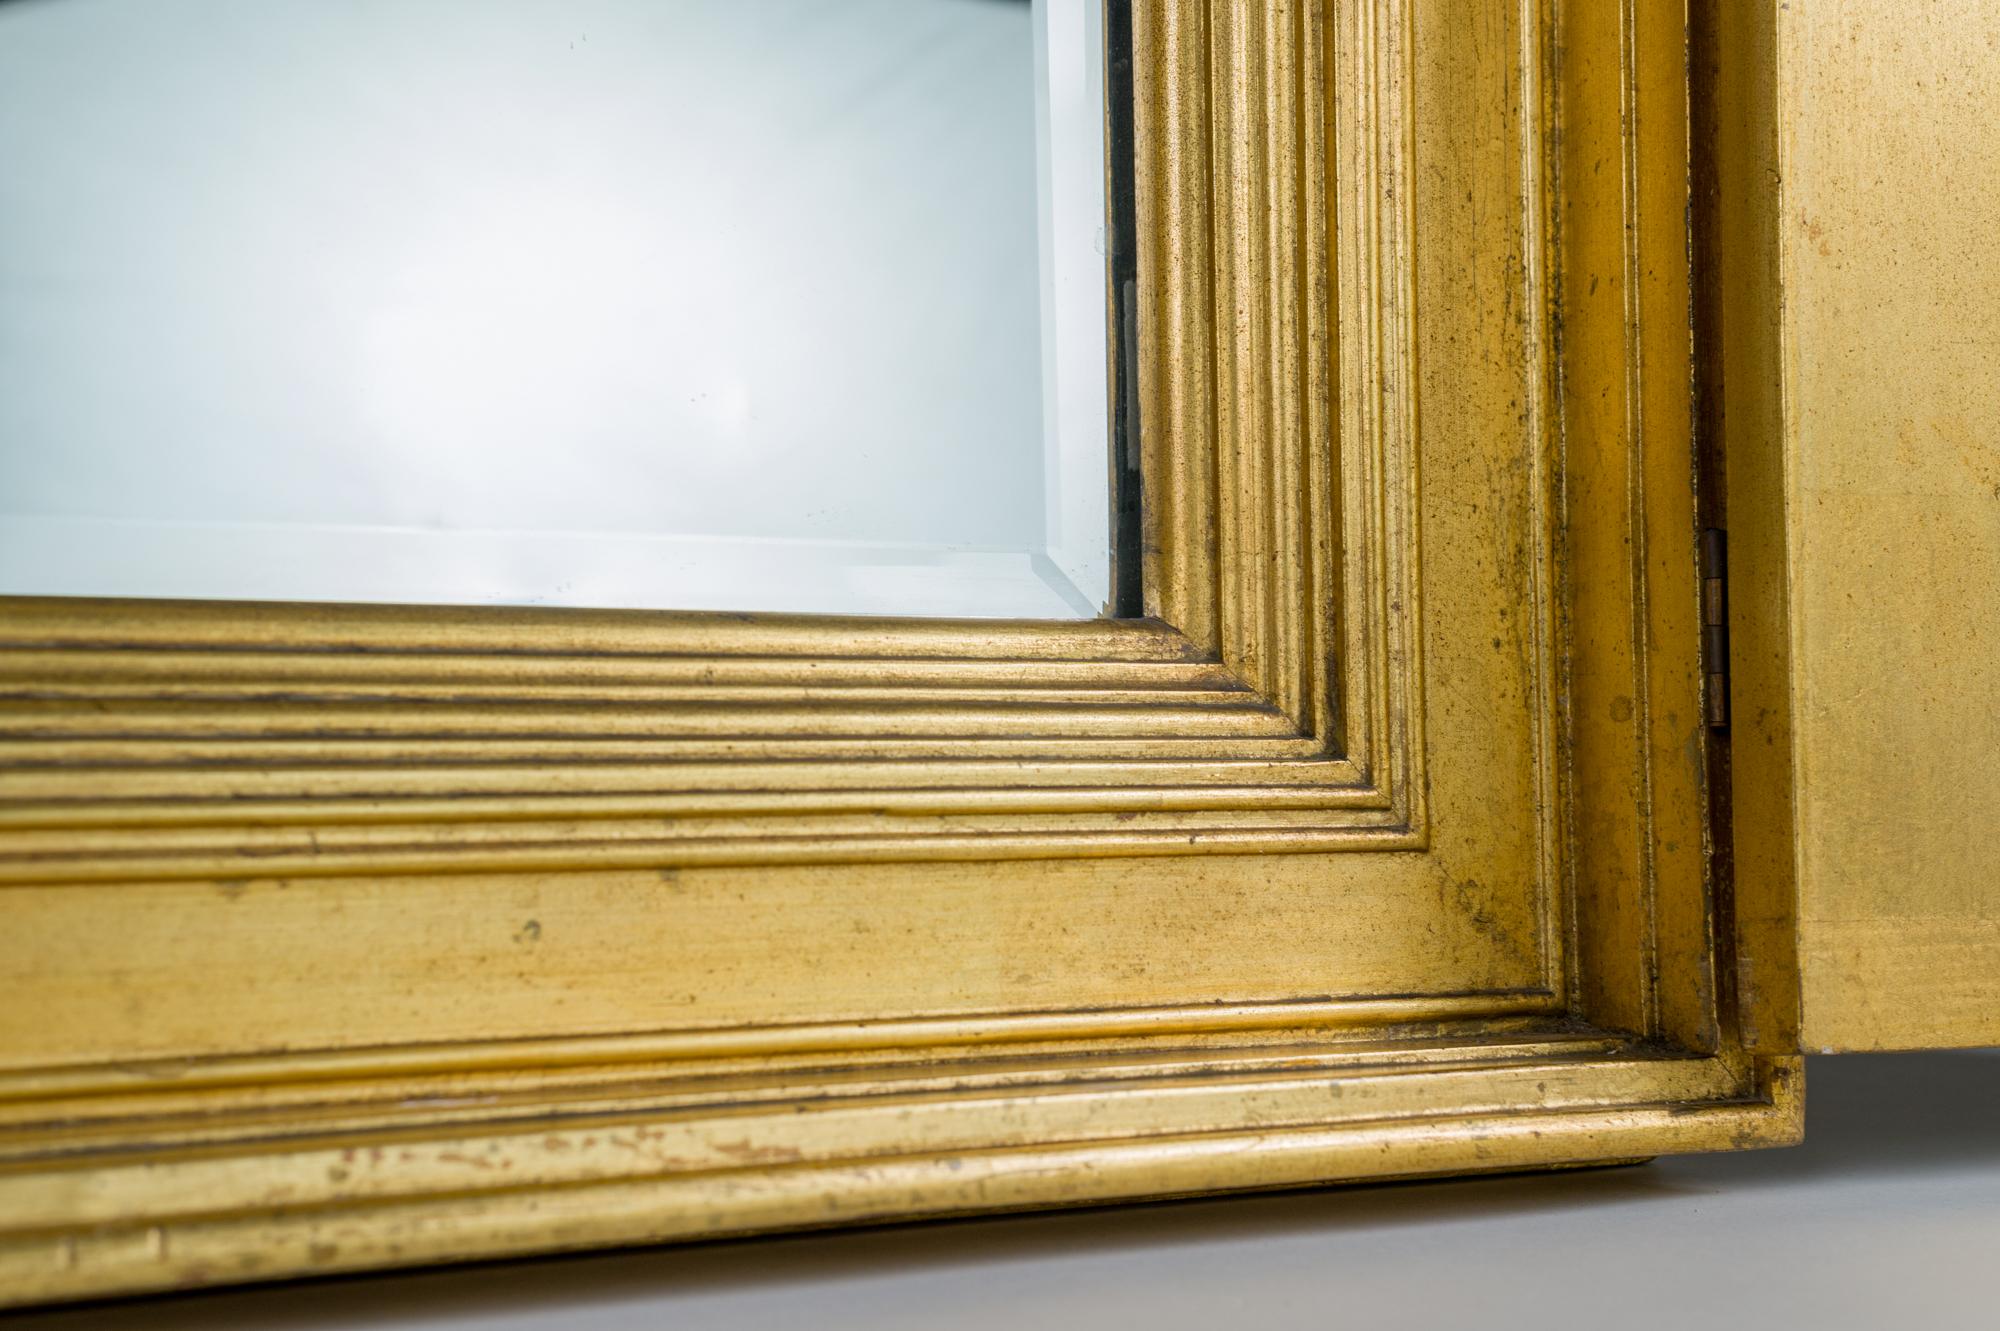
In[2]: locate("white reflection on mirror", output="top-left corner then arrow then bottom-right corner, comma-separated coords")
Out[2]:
0,0 -> 1114,617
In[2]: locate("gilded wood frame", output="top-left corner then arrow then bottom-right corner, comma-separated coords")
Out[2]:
0,0 -> 1799,1307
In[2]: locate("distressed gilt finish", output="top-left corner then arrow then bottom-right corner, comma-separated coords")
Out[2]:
1714,0 -> 2000,1052
0,0 -> 1798,1307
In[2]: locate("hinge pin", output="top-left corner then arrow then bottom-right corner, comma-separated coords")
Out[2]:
1701,528 -> 1730,730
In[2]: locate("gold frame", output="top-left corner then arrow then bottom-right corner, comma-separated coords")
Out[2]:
0,0 -> 1798,1307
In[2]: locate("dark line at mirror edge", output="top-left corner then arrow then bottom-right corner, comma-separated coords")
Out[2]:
1105,0 -> 1144,620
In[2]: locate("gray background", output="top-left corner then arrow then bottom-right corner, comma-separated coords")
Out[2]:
12,1052 -> 1999,1330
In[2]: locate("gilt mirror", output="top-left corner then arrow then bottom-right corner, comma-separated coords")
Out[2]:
0,0 -> 1135,618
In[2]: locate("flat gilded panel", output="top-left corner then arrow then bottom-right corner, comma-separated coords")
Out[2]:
1723,0 -> 2000,1049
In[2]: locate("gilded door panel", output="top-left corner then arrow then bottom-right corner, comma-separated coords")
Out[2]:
1722,0 -> 2000,1050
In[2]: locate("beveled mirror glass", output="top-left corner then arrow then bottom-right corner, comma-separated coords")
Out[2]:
0,0 -> 1121,618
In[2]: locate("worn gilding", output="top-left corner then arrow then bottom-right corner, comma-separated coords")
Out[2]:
0,0 -> 1800,1307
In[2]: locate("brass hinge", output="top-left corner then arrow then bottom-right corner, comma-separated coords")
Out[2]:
1701,528 -> 1730,730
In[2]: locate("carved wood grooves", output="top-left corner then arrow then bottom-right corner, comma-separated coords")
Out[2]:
0,1032 -> 1799,1309
0,992 -> 1561,1105
0,3 -> 1815,1308
0,0 -> 1425,880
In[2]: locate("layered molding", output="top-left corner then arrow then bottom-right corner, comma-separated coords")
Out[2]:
0,995 -> 1560,1112
1556,0 -> 1726,1055
0,0 -> 1784,1310
0,1029 -> 1798,1308
0,0 -> 1427,881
